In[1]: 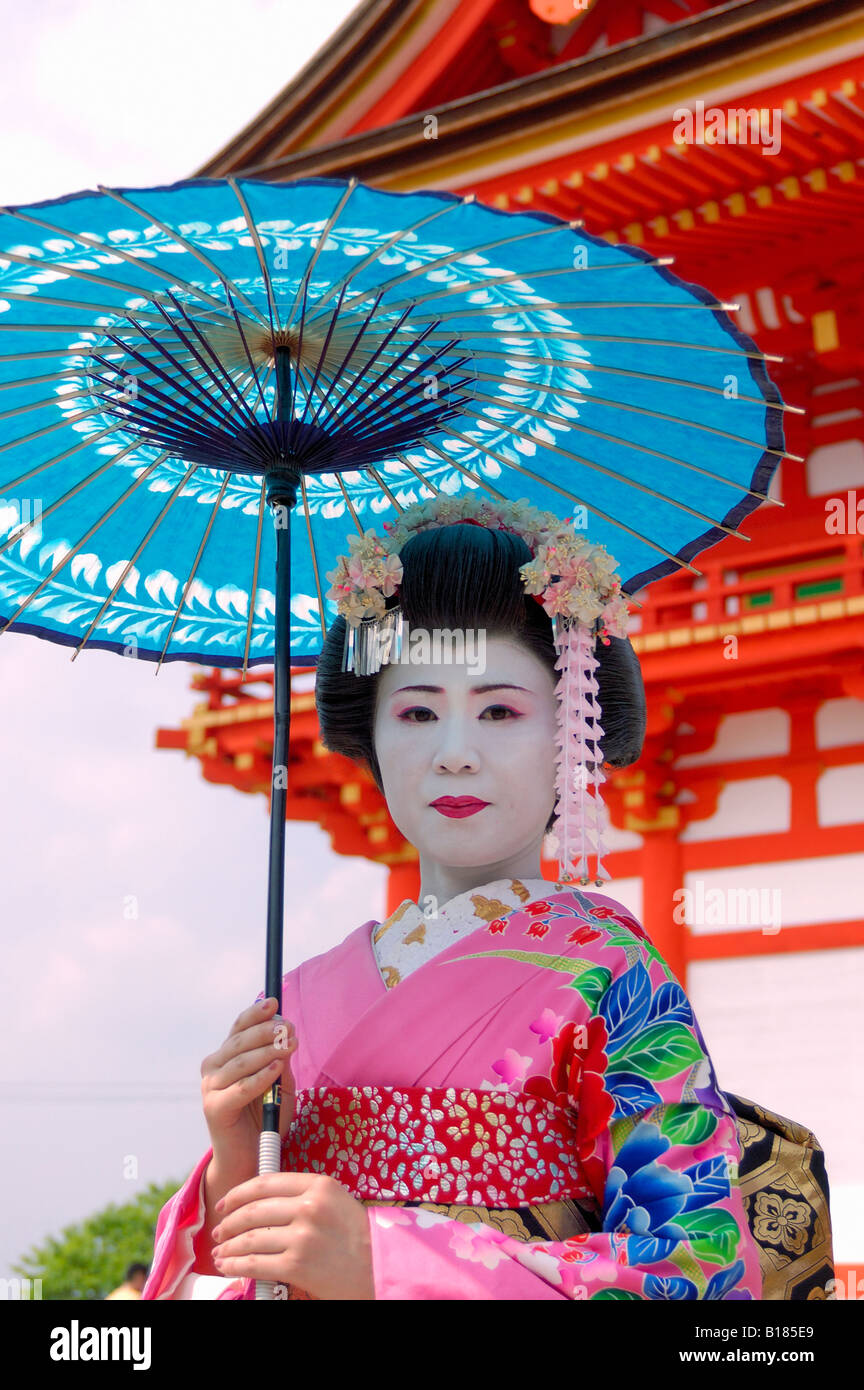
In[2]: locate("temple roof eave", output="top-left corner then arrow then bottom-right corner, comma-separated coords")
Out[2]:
194,0 -> 861,183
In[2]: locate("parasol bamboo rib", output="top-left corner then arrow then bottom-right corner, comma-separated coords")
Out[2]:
335,349 -> 473,442
0,289 -> 232,324
438,418 -> 703,581
391,446 -> 504,504
287,275 -> 308,426
405,326 -> 783,364
376,453 -> 445,506
0,434 -> 152,562
409,433 -> 642,612
95,183 -> 265,323
0,453 -> 173,635
445,351 -> 802,464
411,344 -> 797,415
70,459 -> 212,660
0,210 -> 265,324
227,177 -> 282,339
329,276 -> 738,324
0,418 -> 131,493
240,475 -> 269,679
309,340 -> 783,483
432,349 -> 799,471
152,472 -> 233,669
90,315 -> 268,455
0,406 -> 112,456
305,289 -> 388,429
322,307 -> 444,434
454,377 -> 773,512
284,177 -> 358,330
297,473 -> 329,652
308,220 -> 583,321
290,281 -> 353,422
150,287 -> 267,432
451,399 -> 759,539
364,463 -> 415,516
84,365 -> 265,469
330,254 -> 683,321
217,280 -> 276,423
86,339 -> 256,445
464,363 -> 800,416
333,473 -> 371,539
309,196 -> 475,318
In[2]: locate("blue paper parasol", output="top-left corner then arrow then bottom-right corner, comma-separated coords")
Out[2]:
0,176 -> 796,1295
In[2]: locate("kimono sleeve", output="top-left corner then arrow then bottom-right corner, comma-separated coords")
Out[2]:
140,967 -> 303,1302
140,1146 -> 253,1301
366,932 -> 763,1301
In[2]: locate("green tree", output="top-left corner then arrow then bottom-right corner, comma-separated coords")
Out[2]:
12,1179 -> 182,1300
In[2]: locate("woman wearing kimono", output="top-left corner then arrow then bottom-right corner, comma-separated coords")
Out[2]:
141,499 -> 763,1301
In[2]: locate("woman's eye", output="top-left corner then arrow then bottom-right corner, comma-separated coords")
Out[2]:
482,705 -> 517,720
398,705 -> 518,722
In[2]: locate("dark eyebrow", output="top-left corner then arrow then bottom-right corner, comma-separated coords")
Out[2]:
389,684 -> 531,695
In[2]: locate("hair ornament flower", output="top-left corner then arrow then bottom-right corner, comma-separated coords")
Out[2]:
325,494 -> 629,643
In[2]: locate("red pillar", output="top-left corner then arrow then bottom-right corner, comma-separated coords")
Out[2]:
385,859 -> 421,917
640,827 -> 688,986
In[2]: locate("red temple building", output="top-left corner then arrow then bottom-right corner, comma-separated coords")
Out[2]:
156,0 -> 864,1284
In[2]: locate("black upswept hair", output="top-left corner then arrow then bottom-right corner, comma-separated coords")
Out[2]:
314,522 -> 646,834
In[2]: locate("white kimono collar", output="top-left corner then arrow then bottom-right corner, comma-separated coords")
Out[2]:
372,875 -> 568,988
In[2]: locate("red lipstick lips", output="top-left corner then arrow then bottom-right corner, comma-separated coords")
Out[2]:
430,797 -> 490,819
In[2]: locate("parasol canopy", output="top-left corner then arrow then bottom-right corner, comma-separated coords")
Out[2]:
0,176 -> 795,671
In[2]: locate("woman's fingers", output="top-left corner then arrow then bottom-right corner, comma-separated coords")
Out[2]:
200,999 -> 301,1159
205,1045 -> 297,1112
205,1057 -> 294,1130
213,1225 -> 294,1261
230,996 -> 280,1035
205,1032 -> 296,1093
202,1013 -> 295,1082
212,1192 -> 301,1243
203,998 -> 279,1068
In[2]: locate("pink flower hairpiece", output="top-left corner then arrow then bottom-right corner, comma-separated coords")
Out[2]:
324,494 -> 630,642
324,493 -> 632,887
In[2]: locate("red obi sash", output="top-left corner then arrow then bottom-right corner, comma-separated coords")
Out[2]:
281,1085 -> 595,1207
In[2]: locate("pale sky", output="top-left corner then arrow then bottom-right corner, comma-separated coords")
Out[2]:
0,0 -> 386,1287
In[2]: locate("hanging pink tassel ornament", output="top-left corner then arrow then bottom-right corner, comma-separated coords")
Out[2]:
548,616 -> 612,887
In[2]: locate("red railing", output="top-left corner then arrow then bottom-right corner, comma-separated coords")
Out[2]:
631,536 -> 864,635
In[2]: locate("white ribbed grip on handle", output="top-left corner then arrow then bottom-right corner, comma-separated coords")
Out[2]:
254,1129 -> 283,1301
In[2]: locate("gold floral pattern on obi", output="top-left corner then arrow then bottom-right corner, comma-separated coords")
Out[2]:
752,1192 -> 813,1256
281,1084 -> 593,1207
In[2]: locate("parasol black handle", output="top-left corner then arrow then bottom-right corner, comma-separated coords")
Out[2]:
262,482 -> 296,1130
256,347 -> 300,1300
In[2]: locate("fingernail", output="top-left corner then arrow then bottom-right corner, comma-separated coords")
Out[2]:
215,1197 -> 225,1212
259,998 -> 272,1010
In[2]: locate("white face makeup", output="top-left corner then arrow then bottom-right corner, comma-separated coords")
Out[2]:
372,633 -> 559,893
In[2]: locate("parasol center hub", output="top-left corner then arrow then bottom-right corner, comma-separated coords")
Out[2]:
265,465 -> 300,509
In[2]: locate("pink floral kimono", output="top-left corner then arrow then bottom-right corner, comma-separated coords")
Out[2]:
141,877 -> 762,1301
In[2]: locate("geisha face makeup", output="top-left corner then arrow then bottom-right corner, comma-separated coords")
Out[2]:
373,633 -> 559,890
